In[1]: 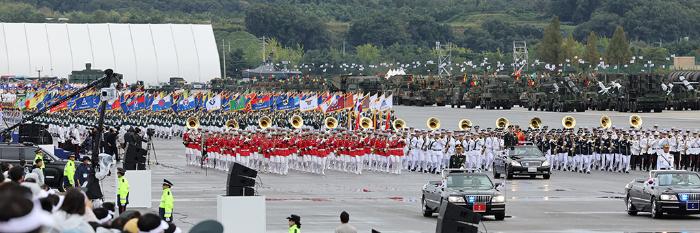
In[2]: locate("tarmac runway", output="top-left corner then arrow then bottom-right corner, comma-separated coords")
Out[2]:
101,107 -> 700,232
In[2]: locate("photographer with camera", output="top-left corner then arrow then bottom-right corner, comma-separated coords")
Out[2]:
123,127 -> 148,170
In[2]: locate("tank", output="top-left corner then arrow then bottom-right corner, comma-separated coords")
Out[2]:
480,75 -> 518,109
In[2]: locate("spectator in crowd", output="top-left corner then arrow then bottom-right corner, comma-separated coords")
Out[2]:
1,162 -> 11,178
0,185 -> 54,233
30,158 -> 45,187
8,166 -> 25,183
48,188 -> 96,233
138,213 -> 169,233
189,219 -> 223,233
335,211 -> 357,233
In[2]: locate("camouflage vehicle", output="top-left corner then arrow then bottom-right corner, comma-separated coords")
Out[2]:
389,75 -> 429,106
590,73 -> 623,111
327,75 -> 385,94
524,76 -> 585,112
666,71 -> 700,110
480,75 -> 518,109
606,73 -> 666,112
449,75 -> 481,108
420,76 -> 451,106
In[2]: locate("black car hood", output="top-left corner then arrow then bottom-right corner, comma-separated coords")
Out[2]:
445,189 -> 497,196
514,157 -> 546,162
659,187 -> 700,193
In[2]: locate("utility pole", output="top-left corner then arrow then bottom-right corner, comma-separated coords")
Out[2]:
222,39 -> 226,79
513,41 -> 529,72
436,41 -> 452,78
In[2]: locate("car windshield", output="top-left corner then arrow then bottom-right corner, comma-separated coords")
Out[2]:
445,175 -> 493,190
656,173 -> 700,187
510,146 -> 543,157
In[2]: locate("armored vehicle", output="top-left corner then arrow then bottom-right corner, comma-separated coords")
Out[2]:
666,71 -> 700,110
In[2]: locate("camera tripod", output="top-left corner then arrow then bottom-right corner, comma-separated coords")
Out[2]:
146,137 -> 159,169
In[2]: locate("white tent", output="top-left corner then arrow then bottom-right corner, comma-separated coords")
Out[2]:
0,23 -> 221,84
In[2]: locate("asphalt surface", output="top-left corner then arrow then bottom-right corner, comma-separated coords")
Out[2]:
98,106 -> 700,233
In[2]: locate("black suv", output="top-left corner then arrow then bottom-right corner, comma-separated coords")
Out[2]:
0,143 -> 66,190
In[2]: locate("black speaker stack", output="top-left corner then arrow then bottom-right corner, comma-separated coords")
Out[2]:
18,123 -> 53,145
436,201 -> 480,233
226,163 -> 257,196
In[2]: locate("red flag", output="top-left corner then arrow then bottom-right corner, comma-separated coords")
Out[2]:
385,111 -> 391,130
111,98 -> 121,110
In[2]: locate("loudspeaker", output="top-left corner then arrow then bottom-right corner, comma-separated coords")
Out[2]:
435,218 -> 478,233
230,163 -> 258,178
227,175 -> 255,187
436,202 -> 480,233
226,163 -> 257,196
227,186 -> 255,196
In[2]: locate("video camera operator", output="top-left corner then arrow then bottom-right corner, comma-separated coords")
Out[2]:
123,127 -> 148,170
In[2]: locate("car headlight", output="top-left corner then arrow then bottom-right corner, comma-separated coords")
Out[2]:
660,194 -> 678,201
448,196 -> 466,203
541,161 -> 550,167
492,195 -> 505,203
510,161 -> 521,166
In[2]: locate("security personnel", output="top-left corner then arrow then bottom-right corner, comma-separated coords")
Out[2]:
117,168 -> 129,214
159,179 -> 174,222
63,154 -> 76,188
449,145 -> 467,169
287,214 -> 301,233
34,149 -> 45,170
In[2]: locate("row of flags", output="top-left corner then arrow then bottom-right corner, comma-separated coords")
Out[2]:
6,90 -> 394,114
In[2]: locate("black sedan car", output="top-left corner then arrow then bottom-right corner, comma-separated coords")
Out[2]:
0,143 -> 67,190
421,170 -> 506,220
625,170 -> 700,218
493,145 -> 551,179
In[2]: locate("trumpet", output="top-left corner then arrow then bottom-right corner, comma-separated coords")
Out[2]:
326,117 -> 339,129
600,115 -> 612,129
427,117 -> 440,130
629,115 -> 642,129
290,115 -> 303,129
562,116 -> 576,129
392,119 -> 406,130
186,116 -> 199,129
496,117 -> 509,129
225,119 -> 239,130
458,119 -> 472,130
529,117 -> 542,129
360,117 -> 372,129
258,116 -> 272,129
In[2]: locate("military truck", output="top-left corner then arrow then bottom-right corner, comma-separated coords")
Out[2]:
327,75 -> 385,94
389,75 -> 428,106
611,74 -> 666,112
523,75 -> 585,112
666,71 -> 700,110
421,76 -> 450,106
480,75 -> 518,109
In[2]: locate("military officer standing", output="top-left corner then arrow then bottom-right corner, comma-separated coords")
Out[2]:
449,145 -> 467,169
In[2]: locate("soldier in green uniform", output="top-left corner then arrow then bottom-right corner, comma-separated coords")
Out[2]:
159,179 -> 174,222
449,144 -> 467,169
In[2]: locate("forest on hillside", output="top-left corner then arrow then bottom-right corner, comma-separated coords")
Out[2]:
1,0 -> 699,77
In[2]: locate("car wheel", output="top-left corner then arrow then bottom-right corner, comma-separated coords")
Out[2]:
543,174 -> 550,179
422,197 -> 433,217
651,198 -> 662,219
495,212 -> 505,221
626,196 -> 637,216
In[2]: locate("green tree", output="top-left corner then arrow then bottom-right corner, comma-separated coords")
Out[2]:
224,49 -> 246,78
347,13 -> 408,47
606,26 -> 631,65
537,17 -> 563,64
355,44 -> 381,64
561,33 -> 582,62
583,32 -> 600,64
245,4 -> 330,50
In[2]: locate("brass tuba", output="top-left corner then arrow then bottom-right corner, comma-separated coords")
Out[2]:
258,116 -> 272,129
392,119 -> 406,130
290,115 -> 303,129
629,115 -> 642,129
186,116 -> 199,129
225,119 -> 239,130
427,117 -> 440,130
360,117 -> 372,129
325,117 -> 339,129
562,116 -> 576,129
458,119 -> 472,130
600,115 -> 612,129
529,117 -> 542,129
496,117 -> 509,129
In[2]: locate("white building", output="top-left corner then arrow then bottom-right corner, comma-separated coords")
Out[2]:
0,23 -> 221,84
